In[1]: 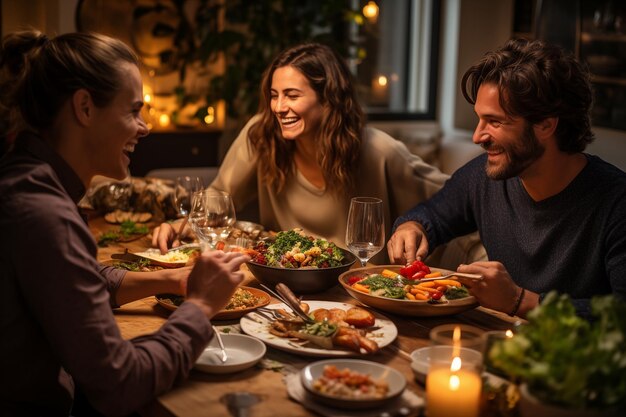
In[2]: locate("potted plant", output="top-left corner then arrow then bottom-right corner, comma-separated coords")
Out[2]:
489,291 -> 626,417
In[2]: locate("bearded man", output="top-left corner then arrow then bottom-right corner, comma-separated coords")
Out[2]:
387,38 -> 626,319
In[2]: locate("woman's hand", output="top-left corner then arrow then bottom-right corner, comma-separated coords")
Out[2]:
185,251 -> 250,319
152,220 -> 187,254
387,221 -> 429,264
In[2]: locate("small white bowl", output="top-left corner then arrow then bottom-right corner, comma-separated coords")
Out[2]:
301,359 -> 406,409
195,333 -> 266,374
410,345 -> 483,384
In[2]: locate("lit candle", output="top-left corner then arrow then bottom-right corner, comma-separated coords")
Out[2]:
426,356 -> 482,417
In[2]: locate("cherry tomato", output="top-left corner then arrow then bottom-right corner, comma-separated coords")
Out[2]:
215,241 -> 225,251
347,276 -> 364,285
430,291 -> 443,300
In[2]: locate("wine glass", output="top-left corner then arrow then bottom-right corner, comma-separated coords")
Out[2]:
174,176 -> 204,218
188,190 -> 236,250
345,197 -> 384,267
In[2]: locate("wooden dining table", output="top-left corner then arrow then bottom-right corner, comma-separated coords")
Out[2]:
90,215 -> 520,417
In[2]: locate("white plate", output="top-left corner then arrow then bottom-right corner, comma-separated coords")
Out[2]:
240,300 -> 398,357
195,333 -> 266,374
301,359 -> 406,409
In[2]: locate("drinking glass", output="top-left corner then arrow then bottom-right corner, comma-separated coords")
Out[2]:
188,190 -> 236,250
174,176 -> 204,218
205,190 -> 237,244
345,197 -> 384,267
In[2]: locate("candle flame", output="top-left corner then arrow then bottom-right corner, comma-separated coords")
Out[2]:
505,329 -> 514,338
378,75 -> 388,86
452,325 -> 461,357
449,374 -> 460,391
450,356 -> 462,372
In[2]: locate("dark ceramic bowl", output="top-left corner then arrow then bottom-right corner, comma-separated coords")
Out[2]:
246,249 -> 357,294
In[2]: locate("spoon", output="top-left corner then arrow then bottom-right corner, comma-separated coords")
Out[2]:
212,326 -> 228,363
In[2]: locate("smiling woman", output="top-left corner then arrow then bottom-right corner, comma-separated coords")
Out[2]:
152,43 -> 449,260
0,30 -> 249,416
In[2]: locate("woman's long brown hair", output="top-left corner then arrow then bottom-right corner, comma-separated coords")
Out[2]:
248,43 -> 364,196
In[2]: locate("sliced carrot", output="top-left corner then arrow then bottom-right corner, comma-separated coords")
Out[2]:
352,283 -> 370,293
405,292 -> 416,300
416,281 -> 436,288
424,271 -> 443,278
413,292 -> 429,301
381,269 -> 399,278
416,286 -> 442,294
434,279 -> 461,287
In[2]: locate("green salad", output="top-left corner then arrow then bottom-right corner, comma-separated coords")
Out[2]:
251,229 -> 344,268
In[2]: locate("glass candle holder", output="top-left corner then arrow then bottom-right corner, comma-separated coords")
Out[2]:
430,323 -> 486,353
426,345 -> 483,417
482,329 -> 515,376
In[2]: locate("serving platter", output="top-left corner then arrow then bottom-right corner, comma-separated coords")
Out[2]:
338,265 -> 479,317
240,300 -> 397,357
155,286 -> 271,320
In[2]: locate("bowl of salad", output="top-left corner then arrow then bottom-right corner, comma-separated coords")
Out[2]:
246,229 -> 357,294
338,263 -> 478,317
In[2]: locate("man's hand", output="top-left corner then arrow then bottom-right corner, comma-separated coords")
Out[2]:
455,261 -> 533,316
185,250 -> 249,319
387,221 -> 429,264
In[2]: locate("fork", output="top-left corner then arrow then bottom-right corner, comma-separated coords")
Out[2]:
417,272 -> 483,282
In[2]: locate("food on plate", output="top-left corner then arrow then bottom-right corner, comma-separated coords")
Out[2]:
158,287 -> 262,310
250,229 -> 344,268
312,364 -> 389,399
104,209 -> 152,224
346,265 -> 470,303
267,304 -> 379,353
97,220 -> 149,246
224,287 -> 263,310
134,246 -> 201,265
108,258 -> 163,272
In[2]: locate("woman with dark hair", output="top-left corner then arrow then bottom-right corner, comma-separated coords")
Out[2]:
154,43 -> 450,260
0,30 -> 248,415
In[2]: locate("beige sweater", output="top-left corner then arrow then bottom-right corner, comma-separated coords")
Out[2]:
210,117 -> 454,264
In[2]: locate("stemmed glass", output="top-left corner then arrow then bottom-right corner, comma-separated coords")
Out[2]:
188,190 -> 236,250
345,197 -> 385,267
173,176 -> 204,243
174,176 -> 204,218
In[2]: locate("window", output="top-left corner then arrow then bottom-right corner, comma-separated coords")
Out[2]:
352,0 -> 441,120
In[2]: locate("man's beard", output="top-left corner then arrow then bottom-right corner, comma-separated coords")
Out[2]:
483,123 -> 545,180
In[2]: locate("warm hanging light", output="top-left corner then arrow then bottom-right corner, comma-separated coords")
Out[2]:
363,1 -> 379,21
378,75 -> 388,86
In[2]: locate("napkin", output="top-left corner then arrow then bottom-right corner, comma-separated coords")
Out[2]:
285,372 -> 424,417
